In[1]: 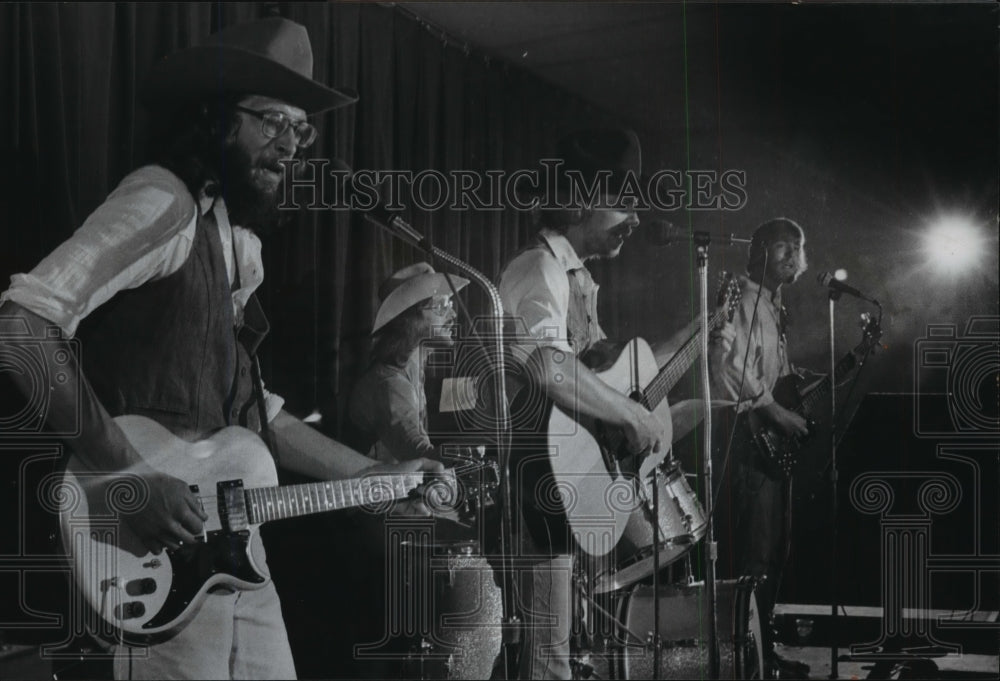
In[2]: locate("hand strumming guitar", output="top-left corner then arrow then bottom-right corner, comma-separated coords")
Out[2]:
623,401 -> 671,457
757,400 -> 809,439
117,465 -> 209,555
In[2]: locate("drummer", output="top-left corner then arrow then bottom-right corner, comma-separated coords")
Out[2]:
350,262 -> 469,465
342,263 -> 475,674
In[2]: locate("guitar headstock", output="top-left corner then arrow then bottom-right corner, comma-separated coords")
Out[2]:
857,312 -> 884,353
715,271 -> 742,322
421,446 -> 499,514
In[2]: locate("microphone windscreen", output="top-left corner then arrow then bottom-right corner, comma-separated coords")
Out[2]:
644,219 -> 681,246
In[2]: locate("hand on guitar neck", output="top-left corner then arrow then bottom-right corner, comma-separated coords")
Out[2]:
756,400 -> 810,439
368,457 -> 451,517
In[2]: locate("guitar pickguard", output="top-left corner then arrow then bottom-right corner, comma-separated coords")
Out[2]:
139,531 -> 265,631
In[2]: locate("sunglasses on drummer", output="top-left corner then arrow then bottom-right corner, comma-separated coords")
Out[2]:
422,298 -> 455,315
234,106 -> 318,149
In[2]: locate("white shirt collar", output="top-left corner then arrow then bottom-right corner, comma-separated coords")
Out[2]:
538,228 -> 586,272
740,274 -> 783,308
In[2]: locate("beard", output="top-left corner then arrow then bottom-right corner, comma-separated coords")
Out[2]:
585,223 -> 630,260
217,142 -> 287,235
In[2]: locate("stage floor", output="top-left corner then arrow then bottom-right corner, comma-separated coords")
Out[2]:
777,644 -> 999,680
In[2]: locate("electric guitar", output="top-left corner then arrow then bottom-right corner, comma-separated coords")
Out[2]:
519,274 -> 740,557
56,414 -> 461,644
743,312 -> 883,478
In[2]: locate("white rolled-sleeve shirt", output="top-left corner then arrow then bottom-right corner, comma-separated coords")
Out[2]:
1,165 -> 284,420
498,228 -> 605,356
709,274 -> 792,412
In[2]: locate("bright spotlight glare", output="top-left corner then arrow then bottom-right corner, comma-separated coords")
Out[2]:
923,218 -> 983,273
834,268 -> 848,281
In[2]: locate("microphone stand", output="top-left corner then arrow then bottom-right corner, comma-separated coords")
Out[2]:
681,229 -> 750,680
364,210 -> 520,679
695,235 -> 720,681
828,289 -> 840,680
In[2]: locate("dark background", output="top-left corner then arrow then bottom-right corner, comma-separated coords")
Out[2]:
1,2 -> 997,677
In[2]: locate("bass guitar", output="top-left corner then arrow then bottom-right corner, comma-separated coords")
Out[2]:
55,414 -> 460,644
743,312 -> 882,478
520,274 -> 740,557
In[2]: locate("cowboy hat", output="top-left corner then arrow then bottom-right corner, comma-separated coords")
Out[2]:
141,17 -> 358,115
517,128 -> 643,203
373,263 -> 470,334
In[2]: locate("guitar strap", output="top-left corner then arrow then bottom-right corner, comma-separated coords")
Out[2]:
251,354 -> 280,466
228,227 -> 281,466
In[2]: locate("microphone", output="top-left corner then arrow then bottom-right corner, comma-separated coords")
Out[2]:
817,271 -> 879,304
328,159 -> 432,252
644,219 -> 752,247
366,205 -> 430,252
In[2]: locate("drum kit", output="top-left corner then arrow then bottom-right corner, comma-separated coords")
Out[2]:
391,450 -> 764,680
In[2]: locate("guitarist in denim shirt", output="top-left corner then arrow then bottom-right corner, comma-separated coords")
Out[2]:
709,217 -> 813,680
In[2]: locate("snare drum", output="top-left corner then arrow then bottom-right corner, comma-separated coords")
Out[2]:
612,578 -> 763,680
594,463 -> 707,594
411,547 -> 503,680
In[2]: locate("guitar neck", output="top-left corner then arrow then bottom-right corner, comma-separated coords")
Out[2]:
644,307 -> 727,409
244,474 -> 424,524
797,344 -> 865,415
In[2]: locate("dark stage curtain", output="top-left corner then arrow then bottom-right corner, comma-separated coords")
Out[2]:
0,4 -> 621,672
0,2 -> 619,442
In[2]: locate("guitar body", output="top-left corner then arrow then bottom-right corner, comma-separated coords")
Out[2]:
58,415 -> 278,644
519,338 -> 671,557
740,313 -> 882,479
742,374 -> 811,479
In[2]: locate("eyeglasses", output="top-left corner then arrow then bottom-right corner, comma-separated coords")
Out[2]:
422,298 -> 454,315
234,106 -> 318,149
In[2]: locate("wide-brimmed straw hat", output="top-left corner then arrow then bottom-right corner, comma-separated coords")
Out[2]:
141,17 -> 358,114
373,263 -> 469,334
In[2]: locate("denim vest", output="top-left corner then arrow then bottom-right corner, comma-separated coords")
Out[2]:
80,192 -> 266,438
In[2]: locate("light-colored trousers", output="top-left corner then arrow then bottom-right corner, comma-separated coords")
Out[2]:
113,581 -> 296,680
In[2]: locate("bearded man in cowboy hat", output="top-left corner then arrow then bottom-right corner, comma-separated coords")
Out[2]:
0,16 -> 441,680
496,128 -> 734,679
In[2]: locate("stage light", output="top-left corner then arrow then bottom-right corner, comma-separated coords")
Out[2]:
922,217 -> 984,274
833,268 -> 848,281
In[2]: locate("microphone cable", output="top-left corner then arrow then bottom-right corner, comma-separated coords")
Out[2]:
712,246 -> 769,507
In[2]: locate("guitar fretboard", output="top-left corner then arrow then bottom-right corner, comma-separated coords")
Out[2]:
644,307 -> 728,410
244,474 -> 424,524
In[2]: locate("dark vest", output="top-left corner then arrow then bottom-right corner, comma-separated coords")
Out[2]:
80,193 -> 267,439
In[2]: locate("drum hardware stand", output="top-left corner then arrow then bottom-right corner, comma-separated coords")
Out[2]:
651,465 -> 663,680
579,588 -> 649,656
406,638 -> 434,680
569,562 -> 605,680
365,210 -> 519,679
